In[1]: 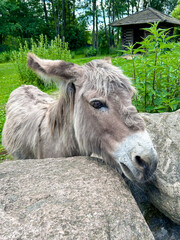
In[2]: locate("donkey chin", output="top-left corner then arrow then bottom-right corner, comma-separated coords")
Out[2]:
114,130 -> 158,183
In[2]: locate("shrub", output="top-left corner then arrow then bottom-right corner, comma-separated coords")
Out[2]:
85,47 -> 97,57
0,45 -> 11,53
115,22 -> 180,113
66,25 -> 89,50
0,51 -> 12,63
98,28 -> 109,55
11,35 -> 71,89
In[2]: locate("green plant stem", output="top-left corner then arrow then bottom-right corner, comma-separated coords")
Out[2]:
133,57 -> 136,83
152,49 -> 158,105
144,67 -> 147,111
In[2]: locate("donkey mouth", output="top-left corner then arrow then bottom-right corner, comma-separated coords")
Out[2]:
119,162 -> 154,183
119,162 -> 142,182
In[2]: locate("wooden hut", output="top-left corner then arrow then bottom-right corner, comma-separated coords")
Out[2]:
110,7 -> 180,50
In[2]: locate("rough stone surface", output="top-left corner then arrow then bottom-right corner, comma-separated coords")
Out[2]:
0,157 -> 154,240
141,109 -> 180,224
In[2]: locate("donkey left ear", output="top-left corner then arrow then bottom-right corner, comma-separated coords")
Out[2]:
27,53 -> 82,84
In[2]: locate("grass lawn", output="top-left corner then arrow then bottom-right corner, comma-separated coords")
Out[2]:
0,63 -> 21,160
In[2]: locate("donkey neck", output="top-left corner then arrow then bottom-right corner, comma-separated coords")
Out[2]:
48,96 -> 80,157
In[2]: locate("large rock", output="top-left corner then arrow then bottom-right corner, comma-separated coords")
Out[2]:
0,157 -> 154,240
141,110 -> 180,224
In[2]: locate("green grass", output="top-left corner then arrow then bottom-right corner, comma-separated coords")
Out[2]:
70,55 -> 128,66
0,63 -> 22,160
70,56 -> 109,65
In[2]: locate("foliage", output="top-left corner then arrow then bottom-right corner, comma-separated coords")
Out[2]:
116,22 -> 180,113
2,36 -> 21,51
0,0 -> 47,41
0,51 -> 12,63
11,34 -> 71,89
85,47 -> 97,57
98,27 -> 110,54
0,0 -> 178,54
172,0 -> 180,19
66,24 -> 89,50
171,0 -> 180,37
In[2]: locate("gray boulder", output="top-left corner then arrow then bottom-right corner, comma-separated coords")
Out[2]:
0,157 -> 154,240
141,110 -> 180,224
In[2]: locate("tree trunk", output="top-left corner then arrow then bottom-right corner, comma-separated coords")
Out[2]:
101,0 -> 110,48
96,8 -> 98,49
115,10 -> 120,45
111,0 -> 115,46
117,27 -> 120,45
127,0 -> 130,15
92,0 -> 96,48
135,0 -> 141,12
0,34 -> 3,45
73,0 -> 75,25
68,0 -> 71,25
50,0 -> 58,36
42,0 -> 49,28
143,0 -> 149,9
62,0 -> 66,39
57,0 -> 60,36
108,0 -> 112,46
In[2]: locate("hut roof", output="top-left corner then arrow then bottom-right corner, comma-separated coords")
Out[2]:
110,7 -> 180,27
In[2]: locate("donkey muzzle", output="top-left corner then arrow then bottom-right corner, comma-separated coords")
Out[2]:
114,130 -> 158,182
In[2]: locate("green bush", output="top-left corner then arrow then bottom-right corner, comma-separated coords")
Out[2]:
98,28 -> 109,55
0,51 -> 12,63
0,44 -> 11,53
66,25 -> 89,50
115,22 -> 180,113
85,47 -> 97,57
11,35 -> 71,89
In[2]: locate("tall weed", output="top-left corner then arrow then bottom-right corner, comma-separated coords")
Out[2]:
116,22 -> 180,113
11,35 -> 71,89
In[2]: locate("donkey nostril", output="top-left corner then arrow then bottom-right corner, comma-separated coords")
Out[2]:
135,155 -> 147,168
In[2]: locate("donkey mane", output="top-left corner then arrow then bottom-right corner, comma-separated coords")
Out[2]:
84,59 -> 136,96
49,82 -> 75,136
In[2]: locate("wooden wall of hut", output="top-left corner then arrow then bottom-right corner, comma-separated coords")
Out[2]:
121,23 -> 174,51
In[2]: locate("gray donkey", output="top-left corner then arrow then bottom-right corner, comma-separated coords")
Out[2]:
2,53 -> 157,182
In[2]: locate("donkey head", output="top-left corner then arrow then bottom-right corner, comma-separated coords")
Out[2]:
28,53 -> 157,183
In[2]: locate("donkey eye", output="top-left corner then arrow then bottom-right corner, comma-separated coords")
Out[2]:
90,100 -> 107,109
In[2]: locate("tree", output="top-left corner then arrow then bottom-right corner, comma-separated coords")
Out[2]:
172,0 -> 180,19
42,0 -> 49,28
92,0 -> 96,48
142,0 -> 178,13
61,0 -> 66,38
101,0 -> 109,48
166,0 -> 178,14
171,0 -> 180,37
0,0 -> 20,44
0,0 -> 48,44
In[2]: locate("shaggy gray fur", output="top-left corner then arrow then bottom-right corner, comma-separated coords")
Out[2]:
3,54 -> 145,165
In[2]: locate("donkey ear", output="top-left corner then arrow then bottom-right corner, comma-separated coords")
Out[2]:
27,53 -> 82,84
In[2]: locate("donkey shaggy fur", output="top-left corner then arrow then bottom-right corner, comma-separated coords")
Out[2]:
2,53 -> 157,182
